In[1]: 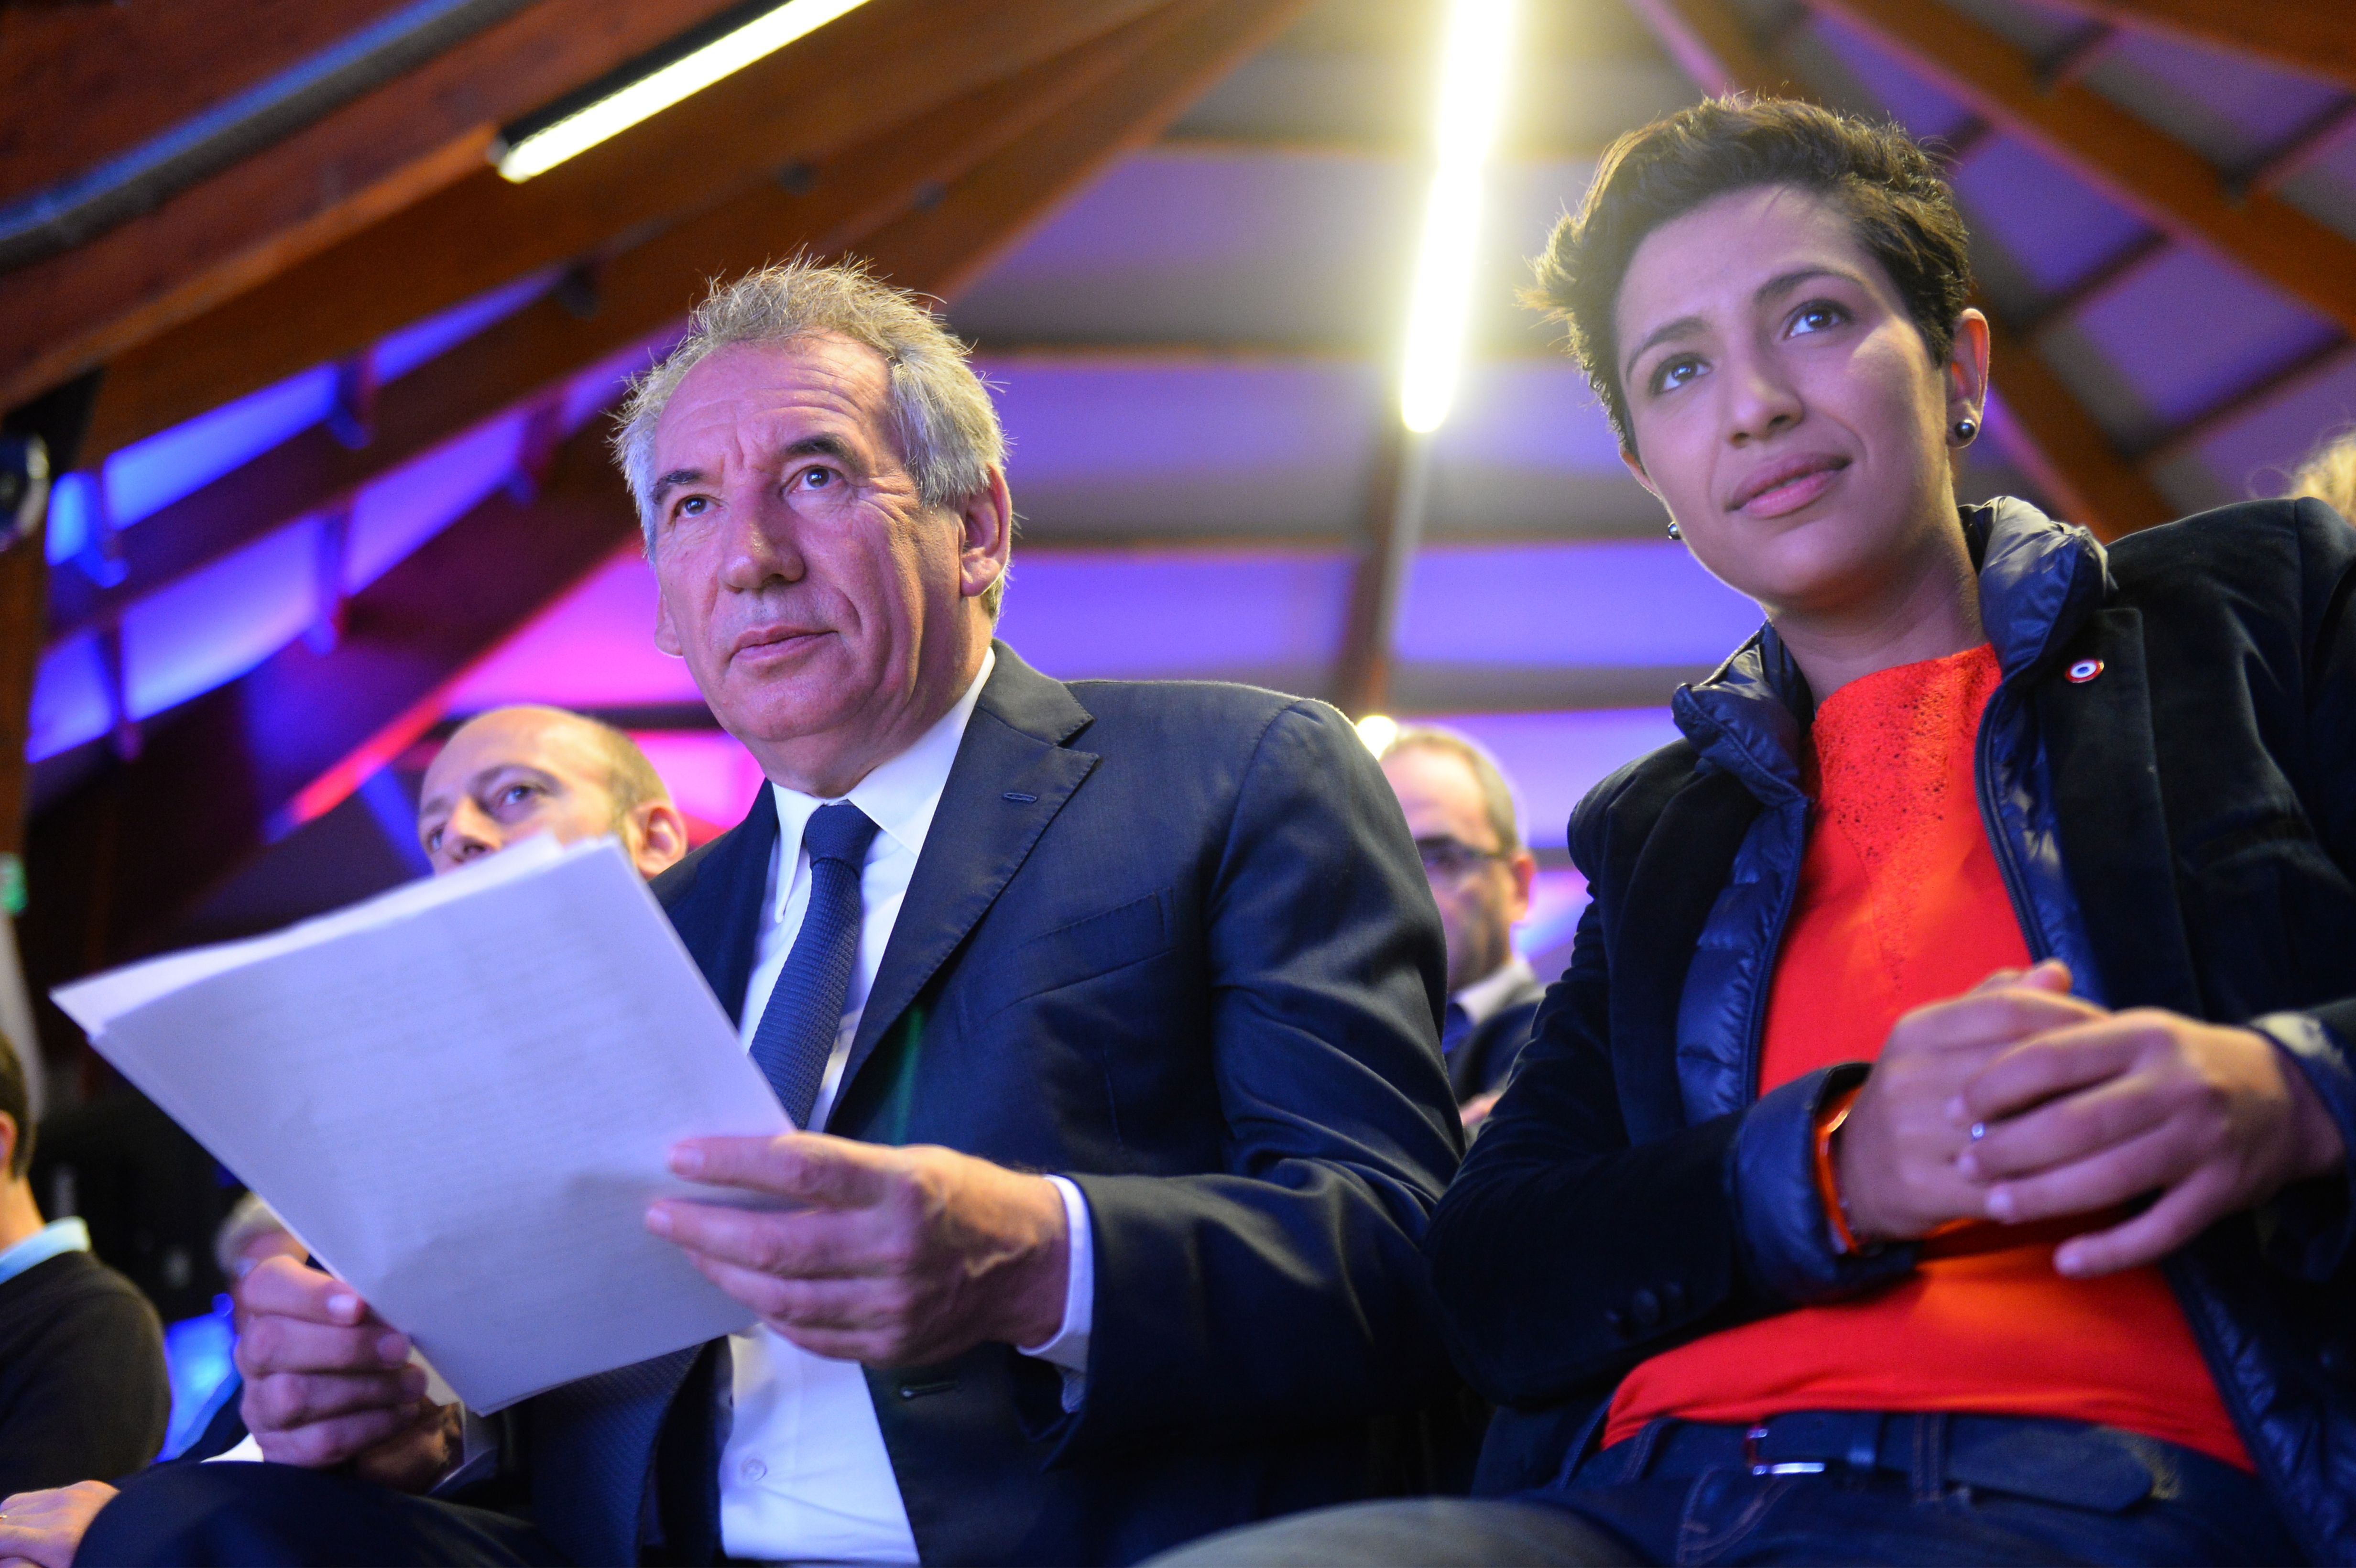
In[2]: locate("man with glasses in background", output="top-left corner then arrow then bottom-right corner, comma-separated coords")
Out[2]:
1381,727 -> 1545,1132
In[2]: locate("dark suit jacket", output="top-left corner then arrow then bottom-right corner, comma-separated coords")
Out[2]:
502,646 -> 1467,1566
1445,976 -> 1547,1103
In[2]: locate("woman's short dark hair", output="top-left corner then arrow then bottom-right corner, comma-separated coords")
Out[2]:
1530,96 -> 1974,452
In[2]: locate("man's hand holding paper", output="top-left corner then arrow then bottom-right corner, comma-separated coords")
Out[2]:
648,1132 -> 1072,1366
233,1259 -> 454,1488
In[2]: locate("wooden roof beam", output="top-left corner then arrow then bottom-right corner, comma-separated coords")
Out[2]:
2138,335 -> 2356,467
2227,98 -> 2356,201
1977,312 -> 2173,538
845,0 -> 1322,300
2015,229 -> 2171,334
2034,0 -> 2356,96
1807,0 -> 2356,344
44,3 -> 1207,651
0,0 -> 419,205
0,0 -> 758,428
1333,424 -> 1418,719
71,0 -> 1176,459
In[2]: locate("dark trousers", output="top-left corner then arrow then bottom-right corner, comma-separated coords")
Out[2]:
80,1461 -> 567,1568
1145,1411 -> 2302,1568
1551,1410 -> 2300,1567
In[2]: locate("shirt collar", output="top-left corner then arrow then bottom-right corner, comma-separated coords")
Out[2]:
0,1217 -> 90,1287
1452,955 -> 1537,1027
768,648 -> 996,876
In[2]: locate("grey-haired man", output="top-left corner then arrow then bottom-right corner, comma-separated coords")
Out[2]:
81,262 -> 1467,1567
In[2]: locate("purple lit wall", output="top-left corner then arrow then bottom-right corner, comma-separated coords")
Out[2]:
443,549 -> 694,711
1396,541 -> 1760,668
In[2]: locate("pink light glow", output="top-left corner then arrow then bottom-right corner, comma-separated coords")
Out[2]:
628,731 -> 767,841
444,547 -> 703,713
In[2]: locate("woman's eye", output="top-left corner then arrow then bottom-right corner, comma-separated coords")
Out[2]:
1651,356 -> 1703,394
1790,300 -> 1847,336
424,828 -> 443,853
497,784 -> 537,808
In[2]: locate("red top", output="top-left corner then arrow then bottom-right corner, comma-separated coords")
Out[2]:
1604,643 -> 2249,1469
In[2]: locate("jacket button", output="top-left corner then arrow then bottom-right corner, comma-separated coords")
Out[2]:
1662,1281 -> 1687,1315
1604,1307 -> 1629,1337
1630,1288 -> 1663,1329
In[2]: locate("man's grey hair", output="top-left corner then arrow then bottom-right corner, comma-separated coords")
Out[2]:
612,257 -> 1009,618
1381,724 -> 1525,856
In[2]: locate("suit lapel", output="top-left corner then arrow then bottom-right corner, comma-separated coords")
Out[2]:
834,645 -> 1099,1114
2037,606 -> 2205,1014
657,787 -> 779,1024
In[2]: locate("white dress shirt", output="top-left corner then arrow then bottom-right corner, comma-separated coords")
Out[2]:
720,648 -> 1095,1565
1451,954 -> 1538,1028
0,1216 -> 90,1285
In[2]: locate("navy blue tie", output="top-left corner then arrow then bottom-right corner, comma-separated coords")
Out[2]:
748,802 -> 880,1129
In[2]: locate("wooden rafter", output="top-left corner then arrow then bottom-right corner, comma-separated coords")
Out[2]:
2015,231 -> 2170,333
2231,100 -> 2356,200
1332,423 -> 1419,718
0,0 -> 759,425
1622,0 -> 1809,98
1621,0 -> 2178,540
1808,0 -> 2356,345
849,0 -> 1323,299
1978,313 -> 2172,536
26,0 -> 1309,974
0,0 -> 411,204
2142,337 -> 2356,467
45,4 -> 1204,651
73,0 -> 1174,460
2037,0 -> 2356,95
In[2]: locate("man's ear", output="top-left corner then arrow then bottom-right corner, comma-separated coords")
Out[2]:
627,800 -> 690,878
653,579 -> 685,659
958,467 -> 1015,602
0,1111 -> 18,1179
1506,848 -> 1538,923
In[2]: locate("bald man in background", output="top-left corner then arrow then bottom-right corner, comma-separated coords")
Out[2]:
0,707 -> 693,1568
417,704 -> 688,878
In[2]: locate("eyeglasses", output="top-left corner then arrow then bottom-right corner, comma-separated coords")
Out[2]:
1415,835 -> 1506,880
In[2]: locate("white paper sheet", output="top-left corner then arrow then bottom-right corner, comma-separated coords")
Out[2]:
55,837 -> 789,1412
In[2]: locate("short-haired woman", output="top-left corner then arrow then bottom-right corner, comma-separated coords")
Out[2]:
1150,98 -> 2356,1568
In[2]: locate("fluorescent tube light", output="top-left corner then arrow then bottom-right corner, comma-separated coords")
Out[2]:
1397,0 -> 1517,434
495,0 -> 872,182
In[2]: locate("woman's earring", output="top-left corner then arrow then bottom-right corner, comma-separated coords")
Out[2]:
1951,415 -> 1980,446
1666,519 -> 1682,541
